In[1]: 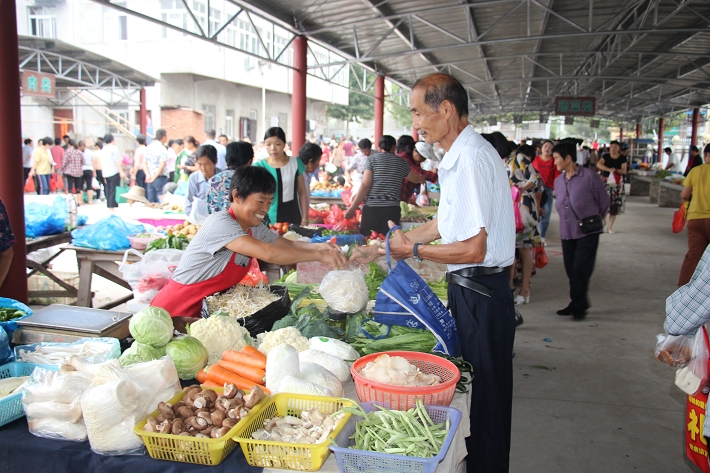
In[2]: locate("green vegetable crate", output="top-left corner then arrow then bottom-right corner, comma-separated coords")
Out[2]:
329,402 -> 461,473
0,363 -> 58,427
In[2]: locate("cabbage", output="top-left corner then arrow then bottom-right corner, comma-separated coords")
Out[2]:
164,335 -> 208,380
118,341 -> 166,367
129,307 -> 174,348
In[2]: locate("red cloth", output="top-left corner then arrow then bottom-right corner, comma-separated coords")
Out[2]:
397,151 -> 438,203
532,155 -> 560,189
150,209 -> 251,317
50,145 -> 64,169
343,141 -> 353,157
320,146 -> 330,165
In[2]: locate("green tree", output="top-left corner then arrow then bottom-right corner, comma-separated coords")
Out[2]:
387,84 -> 412,128
326,69 -> 374,136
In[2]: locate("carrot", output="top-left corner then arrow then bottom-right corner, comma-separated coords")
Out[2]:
201,380 -> 222,388
217,359 -> 266,384
222,350 -> 266,370
196,368 -> 209,384
240,345 -> 267,364
205,365 -> 269,393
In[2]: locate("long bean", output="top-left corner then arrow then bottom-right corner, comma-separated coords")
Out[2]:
347,400 -> 450,458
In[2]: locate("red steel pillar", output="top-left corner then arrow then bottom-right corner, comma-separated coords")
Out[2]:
291,35 -> 307,155
412,127 -> 419,141
657,118 -> 665,165
374,75 -> 385,148
635,122 -> 642,161
0,0 -> 28,302
691,108 -> 700,147
139,89 -> 147,135
619,126 -> 623,142
635,123 -> 641,139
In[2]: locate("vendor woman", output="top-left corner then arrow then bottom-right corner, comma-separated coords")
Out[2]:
151,166 -> 347,330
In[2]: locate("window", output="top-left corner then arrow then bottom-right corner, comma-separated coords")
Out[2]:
203,105 -> 216,133
160,0 -> 187,38
225,110 -> 234,138
108,104 -> 129,134
249,110 -> 257,121
104,3 -> 128,41
29,7 -> 56,39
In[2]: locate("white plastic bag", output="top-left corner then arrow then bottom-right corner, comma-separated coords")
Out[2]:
298,349 -> 350,382
119,249 -> 184,304
415,191 -> 429,207
266,344 -> 300,393
675,326 -> 709,396
299,362 -> 343,397
187,197 -> 209,225
319,270 -> 368,313
308,337 -> 359,362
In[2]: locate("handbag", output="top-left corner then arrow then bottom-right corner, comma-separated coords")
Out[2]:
564,174 -> 604,234
372,226 -> 462,357
24,177 -> 35,193
534,246 -> 549,268
672,201 -> 689,233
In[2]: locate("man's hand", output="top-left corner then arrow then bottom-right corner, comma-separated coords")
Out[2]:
318,243 -> 348,268
145,175 -> 155,183
348,244 -> 380,266
378,221 -> 413,260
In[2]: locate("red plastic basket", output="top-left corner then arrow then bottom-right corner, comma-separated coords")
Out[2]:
350,351 -> 460,410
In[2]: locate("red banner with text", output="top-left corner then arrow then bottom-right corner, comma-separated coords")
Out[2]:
687,392 -> 710,472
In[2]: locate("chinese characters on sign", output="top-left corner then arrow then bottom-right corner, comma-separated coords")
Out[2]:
554,97 -> 595,116
22,71 -> 56,99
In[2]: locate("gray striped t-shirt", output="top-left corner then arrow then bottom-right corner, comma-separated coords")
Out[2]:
364,152 -> 411,207
172,211 -> 278,285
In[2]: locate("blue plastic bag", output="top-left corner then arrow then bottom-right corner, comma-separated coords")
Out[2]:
0,327 -> 13,365
0,298 -> 33,338
77,214 -> 88,226
310,234 -> 364,245
71,215 -> 144,251
174,180 -> 188,196
373,226 -> 461,357
25,196 -> 67,238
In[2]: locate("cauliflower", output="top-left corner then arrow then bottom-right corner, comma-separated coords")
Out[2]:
188,315 -> 252,365
258,327 -> 309,355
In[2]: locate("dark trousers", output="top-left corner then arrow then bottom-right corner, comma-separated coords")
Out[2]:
448,271 -> 515,473
135,169 -> 146,190
679,218 -> 710,285
561,233 -> 600,311
23,168 -> 30,183
146,176 -> 168,203
95,170 -> 104,199
104,173 -> 120,208
360,205 -> 401,236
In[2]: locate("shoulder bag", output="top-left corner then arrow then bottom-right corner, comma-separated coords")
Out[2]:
564,171 -> 604,234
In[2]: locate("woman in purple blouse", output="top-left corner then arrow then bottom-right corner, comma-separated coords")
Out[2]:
552,141 -> 610,320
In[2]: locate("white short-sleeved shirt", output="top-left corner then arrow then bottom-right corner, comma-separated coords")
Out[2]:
437,125 -> 515,271
100,144 -> 121,177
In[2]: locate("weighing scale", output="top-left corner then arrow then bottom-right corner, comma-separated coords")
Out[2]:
12,305 -> 132,344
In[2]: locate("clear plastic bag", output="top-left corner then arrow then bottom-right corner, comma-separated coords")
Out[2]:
675,327 -> 710,396
319,270 -> 369,313
119,249 -> 184,303
15,337 -> 121,366
655,333 -> 693,367
22,367 -> 91,442
71,215 -> 145,251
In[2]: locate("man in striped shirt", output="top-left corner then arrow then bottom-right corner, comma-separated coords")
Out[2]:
354,73 -> 516,472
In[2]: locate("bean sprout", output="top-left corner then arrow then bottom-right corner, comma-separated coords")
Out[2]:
205,285 -> 279,319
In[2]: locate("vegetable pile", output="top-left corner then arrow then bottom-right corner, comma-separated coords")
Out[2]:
343,400 -> 450,457
319,270 -> 369,314
250,407 -> 345,444
205,284 -> 279,319
347,316 -> 438,356
188,315 -> 252,366
360,354 -> 440,387
270,288 -> 342,339
196,345 -> 270,394
142,383 -> 265,439
145,234 -> 191,252
0,307 -> 27,322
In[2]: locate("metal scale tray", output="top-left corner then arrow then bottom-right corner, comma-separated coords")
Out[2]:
12,304 -> 132,344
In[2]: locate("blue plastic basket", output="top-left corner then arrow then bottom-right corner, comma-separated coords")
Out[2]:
0,362 -> 57,427
329,402 -> 462,473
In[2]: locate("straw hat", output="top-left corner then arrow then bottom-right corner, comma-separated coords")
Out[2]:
120,186 -> 149,204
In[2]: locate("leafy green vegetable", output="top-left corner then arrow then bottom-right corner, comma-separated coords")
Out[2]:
427,278 -> 448,300
0,308 -> 27,322
165,335 -> 208,380
119,341 -> 166,366
321,230 -> 351,237
129,306 -> 174,348
271,288 -> 341,338
273,270 -> 324,300
364,262 -> 387,300
347,319 -> 438,356
145,234 -> 190,252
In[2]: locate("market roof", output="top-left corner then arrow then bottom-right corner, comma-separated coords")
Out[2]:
18,35 -> 157,92
234,0 -> 710,120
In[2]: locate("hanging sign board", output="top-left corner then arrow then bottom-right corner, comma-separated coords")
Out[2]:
554,96 -> 595,116
22,71 -> 56,99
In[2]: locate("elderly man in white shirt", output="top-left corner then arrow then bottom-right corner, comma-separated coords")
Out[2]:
203,129 -> 226,170
351,73 -> 515,473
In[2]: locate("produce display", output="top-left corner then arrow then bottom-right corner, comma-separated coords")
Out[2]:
347,317 -> 438,356
259,327 -> 310,355
400,202 -> 429,223
140,383 -> 265,438
360,354 -> 440,387
15,338 -> 121,366
205,284 -> 279,318
344,400 -> 450,457
319,270 -> 369,314
164,336 -> 209,380
144,234 -> 190,252
0,376 -> 28,400
250,407 -> 345,444
197,345 -> 269,393
270,289 -> 342,339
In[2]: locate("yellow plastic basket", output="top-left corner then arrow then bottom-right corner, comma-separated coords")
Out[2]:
232,393 -> 355,471
133,386 -> 265,466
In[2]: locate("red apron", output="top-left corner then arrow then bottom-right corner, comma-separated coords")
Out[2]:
150,208 -> 251,318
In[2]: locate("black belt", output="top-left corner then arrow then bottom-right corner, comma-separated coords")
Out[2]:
445,268 -> 501,298
453,266 -> 504,277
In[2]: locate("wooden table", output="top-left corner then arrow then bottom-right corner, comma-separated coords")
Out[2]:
25,232 -> 77,301
66,245 -> 141,310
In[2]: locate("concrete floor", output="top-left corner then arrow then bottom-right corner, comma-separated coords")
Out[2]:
509,195 -> 691,473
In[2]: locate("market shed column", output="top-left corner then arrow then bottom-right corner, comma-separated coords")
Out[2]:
139,89 -> 147,135
691,108 -> 700,147
291,35 -> 307,154
657,118 -> 665,165
0,0 -> 28,302
374,75 -> 385,148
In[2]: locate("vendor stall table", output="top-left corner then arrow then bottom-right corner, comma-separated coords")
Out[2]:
68,245 -> 140,310
309,196 -> 344,205
25,232 -> 78,301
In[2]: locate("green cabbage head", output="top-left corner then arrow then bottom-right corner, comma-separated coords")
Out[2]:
129,307 -> 174,348
165,335 -> 208,380
119,341 -> 166,367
